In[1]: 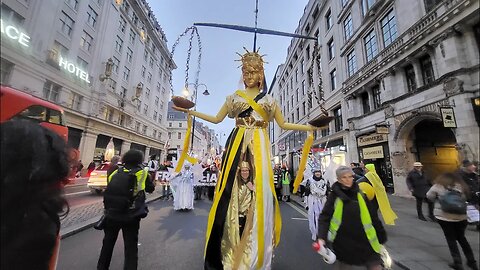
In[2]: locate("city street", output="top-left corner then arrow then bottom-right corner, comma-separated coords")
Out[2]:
58,200 -> 333,270
65,178 -> 103,209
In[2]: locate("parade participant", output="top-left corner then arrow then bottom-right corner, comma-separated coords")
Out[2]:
171,163 -> 195,211
427,173 -> 478,270
1,120 -> 70,270
207,164 -> 219,201
97,150 -> 155,270
300,165 -> 329,241
357,164 -> 398,225
107,155 -> 121,178
282,164 -> 291,202
406,162 -> 435,221
273,164 -> 283,201
457,160 -> 479,230
317,166 -> 387,270
147,155 -> 158,183
173,48 -> 320,269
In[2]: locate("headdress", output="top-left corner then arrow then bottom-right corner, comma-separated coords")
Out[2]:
239,161 -> 250,170
236,47 -> 267,89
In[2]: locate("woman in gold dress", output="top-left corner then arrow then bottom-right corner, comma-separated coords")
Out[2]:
173,49 -> 318,270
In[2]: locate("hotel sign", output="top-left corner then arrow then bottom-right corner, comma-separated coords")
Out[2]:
440,107 -> 457,128
1,19 -> 30,47
357,133 -> 388,147
59,56 -> 91,83
362,145 -> 384,159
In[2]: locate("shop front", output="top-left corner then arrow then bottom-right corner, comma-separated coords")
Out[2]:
312,138 -> 347,172
356,133 -> 394,193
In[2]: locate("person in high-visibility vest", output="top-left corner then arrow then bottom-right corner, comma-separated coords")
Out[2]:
281,164 -> 291,202
317,166 -> 387,269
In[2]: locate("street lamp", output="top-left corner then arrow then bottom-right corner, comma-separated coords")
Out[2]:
184,83 -> 210,151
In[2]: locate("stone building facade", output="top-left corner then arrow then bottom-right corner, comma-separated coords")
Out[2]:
1,0 -> 173,165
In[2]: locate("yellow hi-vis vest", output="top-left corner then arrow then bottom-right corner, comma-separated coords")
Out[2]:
108,167 -> 148,196
327,192 -> 382,253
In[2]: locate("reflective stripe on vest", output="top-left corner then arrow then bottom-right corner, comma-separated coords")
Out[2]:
327,192 -> 382,253
107,167 -> 148,195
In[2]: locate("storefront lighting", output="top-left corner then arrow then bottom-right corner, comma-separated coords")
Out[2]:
339,145 -> 347,152
474,98 -> 480,106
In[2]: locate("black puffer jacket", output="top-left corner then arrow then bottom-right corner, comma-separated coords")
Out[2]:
317,182 -> 387,266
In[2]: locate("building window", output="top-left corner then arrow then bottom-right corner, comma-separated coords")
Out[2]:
143,104 -> 148,115
135,121 -> 140,131
87,6 -> 97,28
80,31 -> 93,52
325,9 -> 332,30
69,93 -> 83,110
364,29 -> 378,62
179,122 -> 183,128
404,64 -> 416,92
131,12 -> 138,26
118,16 -> 126,33
121,87 -> 127,98
1,3 -> 25,26
362,0 -> 376,15
115,36 -> 123,53
43,80 -> 61,102
346,50 -> 357,77
381,10 -> 397,47
147,72 -> 152,83
160,101 -> 164,109
154,96 -> 159,106
168,114 -> 174,119
111,56 -> 120,74
153,111 -> 157,121
152,129 -> 157,138
302,80 -> 305,95
59,11 -> 74,37
123,67 -> 130,81
327,39 -> 335,60
302,101 -> 306,116
126,47 -> 133,63
76,57 -> 88,70
168,122 -> 172,127
330,69 -> 337,91
342,0 -> 349,7
177,132 -> 181,139
137,102 -> 141,112
144,50 -> 148,61
141,66 -> 146,77
118,114 -> 125,126
420,55 -> 435,85
424,0 -> 442,12
296,107 -> 300,120
372,85 -> 381,109
149,57 -> 154,68
361,92 -> 370,113
65,0 -> 79,11
168,132 -> 171,139
333,107 -> 343,132
145,88 -> 150,98
0,58 -> 14,84
344,13 -> 353,41
129,29 -> 136,43
142,125 -> 147,134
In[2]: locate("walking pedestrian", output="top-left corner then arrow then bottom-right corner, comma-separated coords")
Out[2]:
97,150 -> 155,270
273,164 -> 283,201
281,164 -> 291,202
317,166 -> 387,270
300,165 -> 329,241
357,164 -> 397,225
426,173 -> 478,270
147,155 -> 158,184
1,120 -> 70,270
106,155 -> 120,178
406,162 -> 435,221
457,160 -> 479,230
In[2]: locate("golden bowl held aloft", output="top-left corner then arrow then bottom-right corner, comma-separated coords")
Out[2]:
308,115 -> 335,128
172,96 -> 195,109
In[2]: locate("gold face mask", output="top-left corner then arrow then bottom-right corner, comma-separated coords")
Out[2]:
237,48 -> 266,89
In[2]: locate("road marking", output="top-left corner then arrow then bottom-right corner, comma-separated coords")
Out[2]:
286,201 -> 308,218
291,217 -> 308,221
65,191 -> 90,196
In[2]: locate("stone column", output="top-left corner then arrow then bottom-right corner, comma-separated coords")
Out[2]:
79,131 -> 98,163
411,59 -> 424,88
145,146 -> 151,162
120,141 -> 131,155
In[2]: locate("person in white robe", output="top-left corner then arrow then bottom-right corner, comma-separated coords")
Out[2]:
171,163 -> 195,211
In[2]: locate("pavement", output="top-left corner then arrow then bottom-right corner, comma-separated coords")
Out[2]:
290,194 -> 480,270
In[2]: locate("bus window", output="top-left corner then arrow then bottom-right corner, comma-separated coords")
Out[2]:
48,108 -> 65,126
17,105 -> 47,122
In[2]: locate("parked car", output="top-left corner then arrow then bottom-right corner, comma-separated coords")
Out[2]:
87,162 -> 111,194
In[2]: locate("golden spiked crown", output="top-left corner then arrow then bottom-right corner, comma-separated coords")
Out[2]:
239,161 -> 251,170
236,47 -> 267,71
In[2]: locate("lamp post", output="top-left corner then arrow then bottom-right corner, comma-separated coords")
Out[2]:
184,83 -> 210,154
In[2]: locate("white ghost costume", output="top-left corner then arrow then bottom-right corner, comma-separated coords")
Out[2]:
171,163 -> 195,210
300,168 -> 329,241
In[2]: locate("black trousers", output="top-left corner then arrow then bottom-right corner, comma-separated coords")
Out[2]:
438,220 -> 476,265
97,218 -> 140,270
415,196 -> 434,218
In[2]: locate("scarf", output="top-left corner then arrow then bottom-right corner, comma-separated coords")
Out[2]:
364,164 -> 398,225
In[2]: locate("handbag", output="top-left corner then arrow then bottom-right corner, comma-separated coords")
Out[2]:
93,213 -> 106,230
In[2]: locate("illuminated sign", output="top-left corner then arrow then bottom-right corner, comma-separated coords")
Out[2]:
362,145 -> 384,159
0,19 -> 30,47
59,56 -> 91,83
357,133 -> 388,147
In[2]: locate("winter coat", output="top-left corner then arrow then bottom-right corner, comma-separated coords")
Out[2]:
317,182 -> 387,266
406,170 -> 431,198
457,169 -> 479,205
426,183 -> 468,222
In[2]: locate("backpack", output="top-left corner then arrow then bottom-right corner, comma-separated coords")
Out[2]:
439,188 -> 467,215
103,167 -> 149,220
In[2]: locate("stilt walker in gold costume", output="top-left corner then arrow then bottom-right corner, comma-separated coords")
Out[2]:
173,48 -> 322,270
